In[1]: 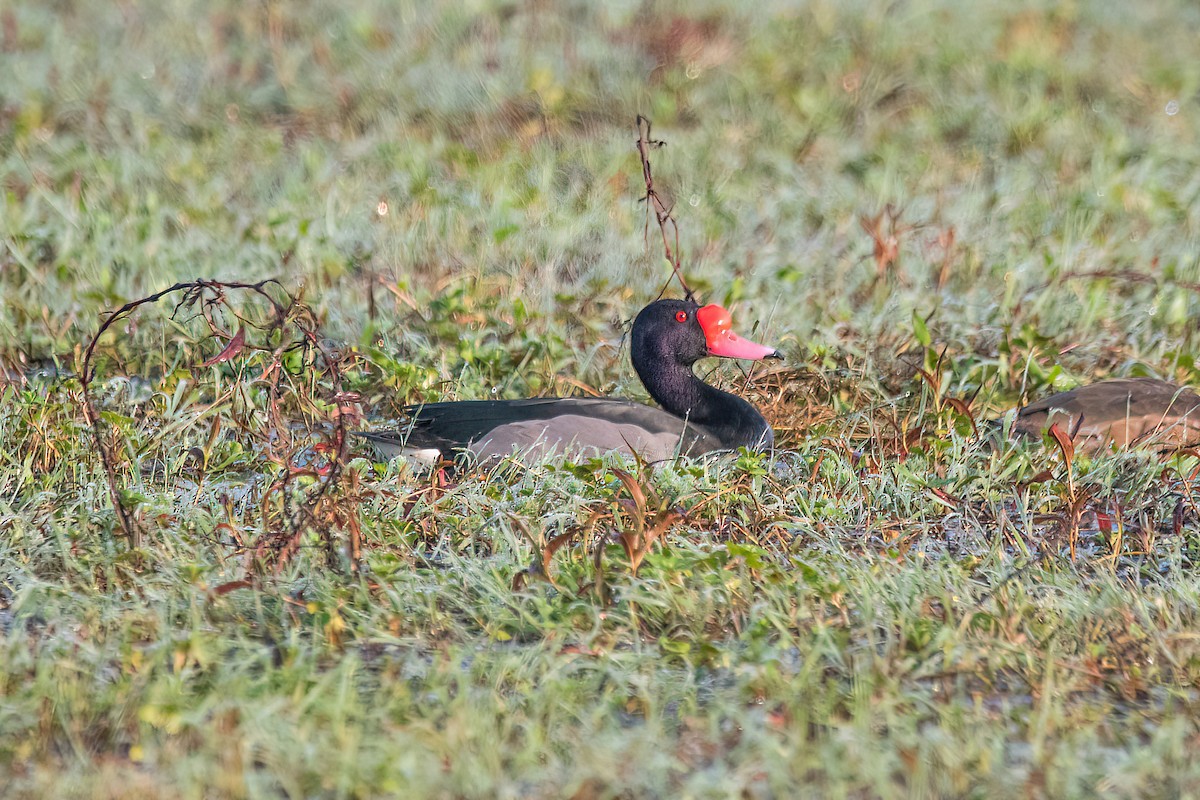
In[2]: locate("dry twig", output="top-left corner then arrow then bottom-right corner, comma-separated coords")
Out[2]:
636,115 -> 696,301
78,279 -> 360,571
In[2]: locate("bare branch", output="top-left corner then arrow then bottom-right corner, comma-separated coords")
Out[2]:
79,279 -> 280,546
78,278 -> 357,571
635,115 -> 696,302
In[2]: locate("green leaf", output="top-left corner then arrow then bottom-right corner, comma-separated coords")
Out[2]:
912,309 -> 932,348
727,543 -> 768,570
99,411 -> 135,428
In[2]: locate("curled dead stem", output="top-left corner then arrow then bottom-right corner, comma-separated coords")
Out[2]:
79,278 -> 359,572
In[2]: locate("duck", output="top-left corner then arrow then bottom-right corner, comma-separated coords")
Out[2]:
1005,377 -> 1200,452
354,299 -> 781,464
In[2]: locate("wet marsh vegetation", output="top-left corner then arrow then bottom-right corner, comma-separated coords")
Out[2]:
3,0 -> 1200,797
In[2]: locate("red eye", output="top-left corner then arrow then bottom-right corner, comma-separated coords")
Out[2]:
675,311 -> 688,323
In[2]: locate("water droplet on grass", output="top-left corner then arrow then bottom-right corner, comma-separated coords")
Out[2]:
1166,100 -> 1179,116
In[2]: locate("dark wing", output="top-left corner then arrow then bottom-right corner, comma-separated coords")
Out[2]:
1011,378 -> 1200,450
354,397 -> 725,460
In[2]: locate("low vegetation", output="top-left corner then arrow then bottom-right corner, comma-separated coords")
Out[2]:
3,0 -> 1200,797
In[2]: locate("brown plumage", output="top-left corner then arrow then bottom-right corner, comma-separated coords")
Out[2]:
1007,378 -> 1200,452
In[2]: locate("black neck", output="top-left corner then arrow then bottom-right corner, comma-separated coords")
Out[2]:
633,357 -> 773,450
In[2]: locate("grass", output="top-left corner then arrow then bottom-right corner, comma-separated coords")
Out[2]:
4,0 -> 1200,796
